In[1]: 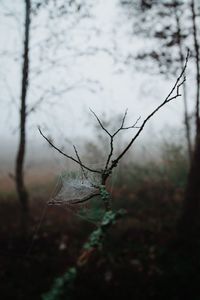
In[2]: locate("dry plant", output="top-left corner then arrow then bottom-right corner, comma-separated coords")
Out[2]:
39,50 -> 189,300
39,50 -> 189,210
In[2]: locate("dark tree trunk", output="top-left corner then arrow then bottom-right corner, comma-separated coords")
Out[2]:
15,0 -> 31,234
179,0 -> 200,238
180,132 -> 200,236
174,6 -> 192,163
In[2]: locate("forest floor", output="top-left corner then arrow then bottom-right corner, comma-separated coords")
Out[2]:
0,174 -> 200,300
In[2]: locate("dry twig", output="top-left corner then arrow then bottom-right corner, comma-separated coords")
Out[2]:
39,49 -> 189,187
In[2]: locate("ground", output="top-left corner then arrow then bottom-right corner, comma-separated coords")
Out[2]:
0,169 -> 200,300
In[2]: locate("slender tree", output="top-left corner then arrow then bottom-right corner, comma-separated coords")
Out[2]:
15,0 -> 31,232
174,4 -> 192,161
179,0 -> 200,236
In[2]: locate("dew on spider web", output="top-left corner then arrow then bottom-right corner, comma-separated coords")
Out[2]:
49,170 -> 105,224
55,177 -> 98,203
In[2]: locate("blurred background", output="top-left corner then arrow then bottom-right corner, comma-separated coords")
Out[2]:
0,1 -> 200,299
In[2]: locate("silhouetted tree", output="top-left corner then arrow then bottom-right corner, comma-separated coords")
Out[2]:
179,0 -> 200,237
15,0 -> 30,233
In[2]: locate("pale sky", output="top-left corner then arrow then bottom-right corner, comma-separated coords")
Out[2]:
0,0 -> 194,173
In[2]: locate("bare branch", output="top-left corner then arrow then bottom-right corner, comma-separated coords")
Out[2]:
38,127 -> 101,174
113,115 -> 141,137
73,145 -> 88,180
90,108 -> 111,137
122,116 -> 141,130
108,49 -> 190,173
121,109 -> 128,128
105,137 -> 114,170
176,76 -> 186,96
105,112 -> 141,170
39,49 -> 189,188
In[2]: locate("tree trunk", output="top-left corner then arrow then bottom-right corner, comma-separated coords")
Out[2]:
15,0 -> 30,234
179,0 -> 200,237
180,132 -> 200,236
174,4 -> 192,163
175,7 -> 192,163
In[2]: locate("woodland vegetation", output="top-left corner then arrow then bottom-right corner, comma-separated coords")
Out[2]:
0,1 -> 200,299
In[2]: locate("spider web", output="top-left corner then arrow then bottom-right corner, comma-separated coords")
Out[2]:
48,170 -> 104,224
